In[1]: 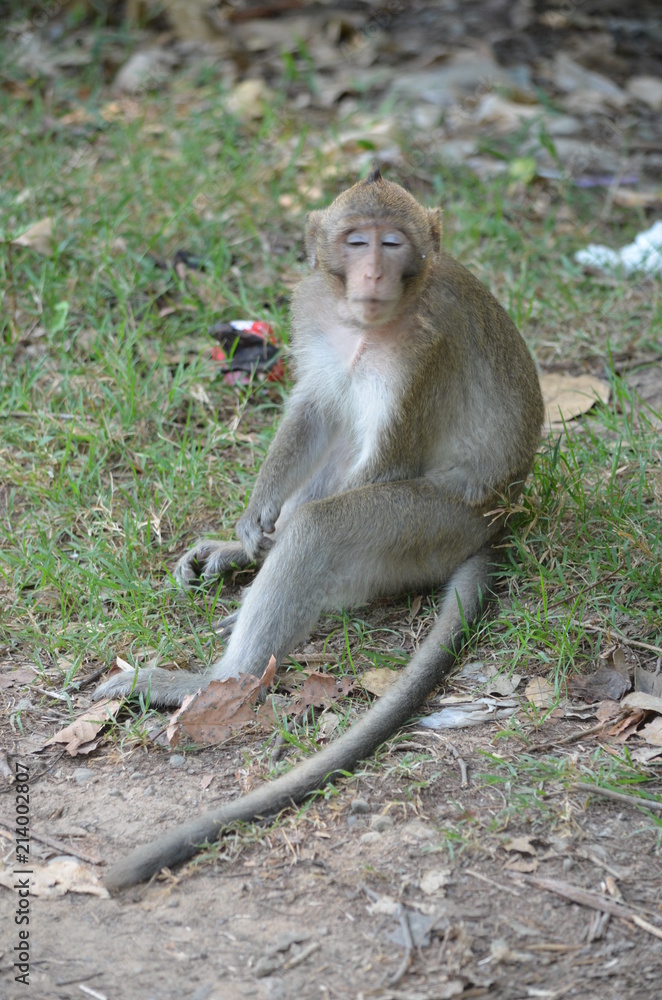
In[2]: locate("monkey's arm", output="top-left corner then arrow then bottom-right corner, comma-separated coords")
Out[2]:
103,550 -> 491,890
236,394 -> 335,558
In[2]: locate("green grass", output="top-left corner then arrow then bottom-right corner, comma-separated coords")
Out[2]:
1,32 -> 661,802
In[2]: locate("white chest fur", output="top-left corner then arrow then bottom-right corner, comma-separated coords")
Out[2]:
297,328 -> 396,471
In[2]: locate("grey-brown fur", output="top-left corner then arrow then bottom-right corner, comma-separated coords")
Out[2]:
95,174 -> 544,888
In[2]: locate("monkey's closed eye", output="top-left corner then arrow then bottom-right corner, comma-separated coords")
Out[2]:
346,232 -> 369,247
381,233 -> 404,247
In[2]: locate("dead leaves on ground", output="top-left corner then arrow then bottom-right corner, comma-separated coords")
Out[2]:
539,372 -> 611,431
45,698 -> 121,756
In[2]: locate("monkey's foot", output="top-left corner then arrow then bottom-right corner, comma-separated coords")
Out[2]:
93,667 -> 209,708
174,540 -> 252,588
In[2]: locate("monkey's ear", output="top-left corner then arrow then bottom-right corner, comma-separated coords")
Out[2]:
428,208 -> 443,250
305,210 -> 323,268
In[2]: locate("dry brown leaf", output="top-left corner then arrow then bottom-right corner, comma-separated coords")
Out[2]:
171,657 -> 276,747
524,676 -> 555,709
635,665 -> 662,698
503,836 -> 538,855
0,667 -> 35,690
504,857 -> 538,873
608,710 -> 645,742
44,699 -> 121,755
11,218 -> 54,255
226,79 -> 273,120
286,671 -> 354,714
640,717 -> 662,746
567,668 -> 631,704
419,868 -> 451,895
540,373 -> 610,429
0,859 -> 109,899
595,699 -> 623,722
360,667 -> 399,697
621,691 -> 662,714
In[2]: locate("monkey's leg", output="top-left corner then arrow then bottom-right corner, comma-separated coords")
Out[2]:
209,480 -> 492,681
93,540 -> 252,706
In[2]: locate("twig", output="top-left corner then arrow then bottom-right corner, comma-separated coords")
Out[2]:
446,743 -> 469,788
544,565 -> 624,612
79,986 -> 108,1000
572,781 -> 662,813
281,941 -> 321,970
74,665 -> 109,690
528,718 -> 614,753
465,868 -> 522,897
0,819 -> 102,865
528,876 -> 662,941
569,620 -> 662,657
388,905 -> 414,986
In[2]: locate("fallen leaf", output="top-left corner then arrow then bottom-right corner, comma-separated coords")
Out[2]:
44,699 -> 121,755
457,660 -> 522,696
287,671 -> 354,711
567,668 -> 631,703
640,717 -> 662,746
419,868 -> 451,895
621,692 -> 662,714
631,745 -> 662,763
360,667 -> 399,696
0,859 -> 109,898
11,217 -> 54,255
226,79 -> 273,120
503,836 -> 538,855
540,373 -> 610,429
171,657 -> 276,746
0,667 -> 35,690
595,699 -> 623,722
504,857 -> 538,873
608,710 -> 645,742
525,677 -> 556,709
635,665 -> 662,699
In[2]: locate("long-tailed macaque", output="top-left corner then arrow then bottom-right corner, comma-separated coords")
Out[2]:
95,169 -> 544,889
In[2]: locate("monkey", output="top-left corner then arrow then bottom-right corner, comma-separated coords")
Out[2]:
94,168 -> 544,890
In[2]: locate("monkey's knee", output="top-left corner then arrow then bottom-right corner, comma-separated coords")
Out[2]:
174,540 -> 250,588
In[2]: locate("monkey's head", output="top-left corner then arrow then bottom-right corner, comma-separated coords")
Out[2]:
305,168 -> 442,329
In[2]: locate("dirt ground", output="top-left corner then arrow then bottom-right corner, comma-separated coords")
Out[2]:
2,665 -> 662,1000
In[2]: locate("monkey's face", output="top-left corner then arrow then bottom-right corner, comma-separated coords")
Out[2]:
335,224 -> 420,328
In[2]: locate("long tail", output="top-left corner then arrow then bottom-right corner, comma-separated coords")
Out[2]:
105,549 -> 492,890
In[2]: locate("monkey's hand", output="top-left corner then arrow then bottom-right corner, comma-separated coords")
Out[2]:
236,502 -> 279,562
174,540 -> 251,589
93,666 -> 210,708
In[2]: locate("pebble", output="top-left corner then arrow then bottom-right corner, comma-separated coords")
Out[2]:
359,831 -> 382,845
350,797 -> 371,815
73,767 -> 95,784
370,814 -> 394,832
169,754 -> 186,768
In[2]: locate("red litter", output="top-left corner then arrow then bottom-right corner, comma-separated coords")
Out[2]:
209,320 -> 285,385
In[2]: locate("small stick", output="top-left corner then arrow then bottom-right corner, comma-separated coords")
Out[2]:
281,941 -> 321,970
74,665 -> 109,690
529,876 -> 662,941
528,718 -> 615,753
388,905 -> 414,986
569,620 -> 662,657
465,868 -> 522,897
0,820 -> 102,865
446,742 -> 469,788
571,781 -> 662,813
